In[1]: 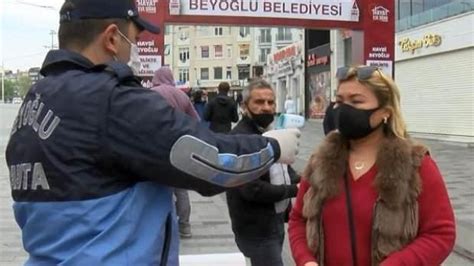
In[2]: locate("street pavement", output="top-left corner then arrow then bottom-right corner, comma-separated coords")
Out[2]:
0,103 -> 473,265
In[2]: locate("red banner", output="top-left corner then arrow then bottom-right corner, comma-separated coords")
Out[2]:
137,0 -> 166,88
362,0 -> 395,77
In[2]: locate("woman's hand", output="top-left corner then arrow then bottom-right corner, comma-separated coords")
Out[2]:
304,262 -> 319,266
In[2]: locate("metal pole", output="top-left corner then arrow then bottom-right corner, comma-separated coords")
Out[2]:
1,61 -> 4,103
50,30 -> 56,49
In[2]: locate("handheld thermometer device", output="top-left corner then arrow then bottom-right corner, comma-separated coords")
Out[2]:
275,114 -> 305,129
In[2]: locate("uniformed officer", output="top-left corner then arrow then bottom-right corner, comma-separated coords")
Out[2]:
5,0 -> 301,265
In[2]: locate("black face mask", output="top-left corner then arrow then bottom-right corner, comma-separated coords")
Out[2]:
248,111 -> 275,129
334,104 -> 381,140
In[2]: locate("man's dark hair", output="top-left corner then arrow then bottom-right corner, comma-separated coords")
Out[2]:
218,82 -> 230,94
58,0 -> 129,51
192,89 -> 203,102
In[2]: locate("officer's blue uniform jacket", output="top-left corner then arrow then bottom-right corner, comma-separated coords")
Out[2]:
5,50 -> 281,265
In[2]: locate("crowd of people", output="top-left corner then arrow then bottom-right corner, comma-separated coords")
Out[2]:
5,0 -> 456,265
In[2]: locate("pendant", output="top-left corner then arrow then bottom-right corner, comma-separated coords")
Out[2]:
354,161 -> 365,171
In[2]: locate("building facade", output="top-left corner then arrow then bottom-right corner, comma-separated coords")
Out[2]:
256,28 -> 305,114
395,11 -> 474,142
164,26 -> 303,101
164,25 -> 255,94
265,41 -> 305,115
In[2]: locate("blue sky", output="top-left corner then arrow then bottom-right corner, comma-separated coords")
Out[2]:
1,0 -> 63,71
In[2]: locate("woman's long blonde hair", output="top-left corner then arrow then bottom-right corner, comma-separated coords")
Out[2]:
341,66 -> 408,139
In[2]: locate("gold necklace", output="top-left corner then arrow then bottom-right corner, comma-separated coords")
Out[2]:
354,161 -> 365,171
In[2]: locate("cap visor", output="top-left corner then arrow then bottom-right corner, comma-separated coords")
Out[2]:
132,17 -> 160,34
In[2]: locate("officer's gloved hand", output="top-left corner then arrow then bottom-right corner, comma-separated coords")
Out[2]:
263,128 -> 301,164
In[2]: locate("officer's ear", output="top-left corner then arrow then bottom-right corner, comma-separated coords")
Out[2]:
103,24 -> 121,56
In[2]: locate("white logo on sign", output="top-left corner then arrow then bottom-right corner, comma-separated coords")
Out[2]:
136,0 -> 158,14
372,6 -> 389,22
351,1 -> 360,21
169,0 -> 181,15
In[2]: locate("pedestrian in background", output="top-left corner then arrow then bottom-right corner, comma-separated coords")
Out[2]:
288,65 -> 455,266
192,89 -> 208,126
236,91 -> 244,116
151,66 -> 199,120
5,0 -> 302,264
227,79 -> 300,266
151,66 -> 197,239
204,81 -> 239,133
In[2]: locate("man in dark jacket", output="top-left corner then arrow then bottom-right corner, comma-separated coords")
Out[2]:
227,79 -> 300,266
4,1 -> 302,265
204,82 -> 239,133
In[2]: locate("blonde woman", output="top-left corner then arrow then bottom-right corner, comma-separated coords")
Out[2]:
288,66 -> 455,266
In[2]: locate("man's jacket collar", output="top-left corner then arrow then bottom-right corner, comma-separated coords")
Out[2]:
40,49 -> 100,76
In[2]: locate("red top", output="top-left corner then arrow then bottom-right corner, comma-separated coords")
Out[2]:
288,156 -> 456,266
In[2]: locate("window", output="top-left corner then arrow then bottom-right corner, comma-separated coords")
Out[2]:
214,27 -> 223,36
214,67 -> 223,80
201,68 -> 209,80
226,66 -> 232,79
239,44 -> 249,59
164,44 -> 171,56
397,0 -> 411,19
239,27 -> 250,37
344,38 -> 352,66
201,46 -> 209,58
260,29 -> 271,43
253,66 -> 264,77
396,0 -> 451,20
238,66 -> 250,80
259,48 -> 271,63
179,48 -> 189,63
165,25 -> 172,35
214,45 -> 223,58
277,28 -> 292,41
411,0 -> 424,16
179,30 -> 189,41
197,26 -> 211,36
178,68 -> 189,83
227,45 -> 233,58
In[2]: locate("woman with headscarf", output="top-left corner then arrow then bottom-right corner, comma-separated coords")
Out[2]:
151,67 -> 199,120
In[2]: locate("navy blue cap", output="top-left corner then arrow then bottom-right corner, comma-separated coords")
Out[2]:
59,0 -> 160,34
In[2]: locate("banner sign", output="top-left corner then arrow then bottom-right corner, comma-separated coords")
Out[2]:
138,55 -> 162,77
169,0 -> 360,22
306,44 -> 331,119
363,1 -> 395,77
137,0 -> 164,86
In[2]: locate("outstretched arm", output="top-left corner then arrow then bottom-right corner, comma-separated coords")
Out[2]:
103,86 -> 288,196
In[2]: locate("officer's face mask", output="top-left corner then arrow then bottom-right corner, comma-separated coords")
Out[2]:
116,30 -> 141,75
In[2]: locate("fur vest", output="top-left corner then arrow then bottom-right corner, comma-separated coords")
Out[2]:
302,132 -> 428,266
